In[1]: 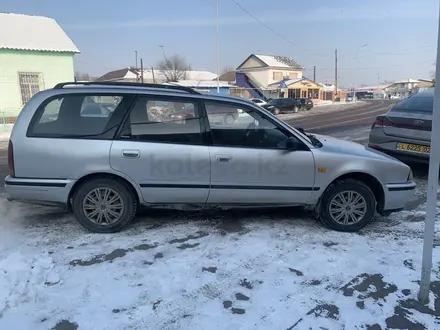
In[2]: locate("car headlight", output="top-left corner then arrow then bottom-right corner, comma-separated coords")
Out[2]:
408,169 -> 413,181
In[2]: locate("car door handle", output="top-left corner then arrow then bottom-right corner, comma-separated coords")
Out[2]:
122,150 -> 140,158
216,155 -> 232,163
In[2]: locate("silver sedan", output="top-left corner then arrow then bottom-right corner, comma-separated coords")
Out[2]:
368,88 -> 433,163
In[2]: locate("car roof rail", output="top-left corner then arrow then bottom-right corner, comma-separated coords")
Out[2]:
53,81 -> 201,95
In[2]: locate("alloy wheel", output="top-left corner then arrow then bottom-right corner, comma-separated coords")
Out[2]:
82,188 -> 125,225
328,190 -> 367,225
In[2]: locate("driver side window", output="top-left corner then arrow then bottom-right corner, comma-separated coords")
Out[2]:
205,101 -> 294,149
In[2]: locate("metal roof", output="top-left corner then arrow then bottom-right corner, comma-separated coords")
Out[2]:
0,13 -> 79,53
254,54 -> 304,69
237,54 -> 304,71
165,80 -> 233,88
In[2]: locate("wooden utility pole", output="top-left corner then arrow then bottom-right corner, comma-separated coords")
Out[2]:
152,66 -> 156,84
313,66 -> 316,82
140,58 -> 144,83
335,49 -> 338,97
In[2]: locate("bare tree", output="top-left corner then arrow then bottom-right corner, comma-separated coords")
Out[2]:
157,54 -> 191,82
221,65 -> 235,74
75,71 -> 90,81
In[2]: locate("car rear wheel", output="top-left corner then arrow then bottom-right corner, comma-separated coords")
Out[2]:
319,179 -> 376,232
224,113 -> 236,125
272,108 -> 280,115
72,178 -> 137,233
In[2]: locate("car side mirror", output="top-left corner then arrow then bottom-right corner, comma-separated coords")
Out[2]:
286,137 -> 300,150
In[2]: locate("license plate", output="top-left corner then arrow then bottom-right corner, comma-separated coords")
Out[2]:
396,143 -> 430,153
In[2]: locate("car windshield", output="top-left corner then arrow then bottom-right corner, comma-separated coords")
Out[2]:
282,121 -> 322,147
392,95 -> 434,113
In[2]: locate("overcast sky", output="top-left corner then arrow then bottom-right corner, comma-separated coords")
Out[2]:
3,0 -> 439,87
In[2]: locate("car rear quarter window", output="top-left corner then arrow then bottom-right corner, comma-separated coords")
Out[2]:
28,94 -> 129,138
121,97 -> 203,145
392,96 -> 433,113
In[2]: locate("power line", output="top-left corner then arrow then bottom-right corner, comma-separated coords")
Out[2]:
304,59 -> 434,72
359,47 -> 436,59
230,0 -> 330,58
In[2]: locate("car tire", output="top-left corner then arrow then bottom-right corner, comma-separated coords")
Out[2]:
272,108 -> 280,115
224,113 -> 235,124
306,106 -> 313,111
293,106 -> 299,113
319,179 -> 376,232
72,178 -> 138,233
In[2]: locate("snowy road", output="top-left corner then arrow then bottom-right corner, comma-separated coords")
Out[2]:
1,101 -> 439,329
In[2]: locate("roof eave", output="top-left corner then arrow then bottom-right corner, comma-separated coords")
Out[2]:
0,46 -> 80,53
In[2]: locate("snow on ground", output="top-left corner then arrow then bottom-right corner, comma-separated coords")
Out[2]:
1,195 -> 440,330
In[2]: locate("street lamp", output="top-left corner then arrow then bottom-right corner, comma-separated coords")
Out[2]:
354,44 -> 368,101
159,45 -> 167,61
418,1 -> 440,305
215,0 -> 220,94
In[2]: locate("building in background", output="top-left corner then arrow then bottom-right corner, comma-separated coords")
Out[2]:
164,80 -> 233,95
268,78 -> 323,102
96,68 -> 217,84
0,13 -> 79,118
384,79 -> 433,99
319,83 -> 336,101
235,54 -> 304,100
352,84 -> 390,99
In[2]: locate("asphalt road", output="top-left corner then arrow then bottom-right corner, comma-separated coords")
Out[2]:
283,99 -> 396,142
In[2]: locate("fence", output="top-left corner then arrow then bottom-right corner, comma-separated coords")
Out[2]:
1,110 -> 19,133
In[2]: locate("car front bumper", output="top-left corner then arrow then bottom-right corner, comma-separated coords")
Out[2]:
383,181 -> 417,211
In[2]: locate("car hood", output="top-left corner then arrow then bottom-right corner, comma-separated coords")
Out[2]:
313,134 -> 400,162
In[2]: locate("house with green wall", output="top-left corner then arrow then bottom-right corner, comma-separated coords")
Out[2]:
0,13 -> 79,118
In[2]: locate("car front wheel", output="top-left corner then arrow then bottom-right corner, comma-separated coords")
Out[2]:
293,106 -> 299,113
319,179 -> 376,232
72,178 -> 137,233
272,108 -> 280,115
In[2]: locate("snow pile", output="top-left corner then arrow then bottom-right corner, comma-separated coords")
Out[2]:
0,194 -> 440,329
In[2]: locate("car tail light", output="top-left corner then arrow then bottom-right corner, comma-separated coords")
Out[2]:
8,140 -> 15,178
371,118 -> 400,129
372,119 -> 386,128
372,118 -> 430,131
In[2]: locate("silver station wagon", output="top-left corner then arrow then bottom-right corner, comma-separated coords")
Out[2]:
5,82 -> 416,233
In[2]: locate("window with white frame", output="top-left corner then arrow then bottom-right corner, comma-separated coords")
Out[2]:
18,72 -> 42,105
272,71 -> 283,81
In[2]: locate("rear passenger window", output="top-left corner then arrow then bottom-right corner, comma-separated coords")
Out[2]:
393,97 -> 433,112
123,97 -> 202,145
29,95 -> 125,137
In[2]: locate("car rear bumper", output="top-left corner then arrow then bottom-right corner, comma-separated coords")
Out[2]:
5,176 -> 74,207
368,144 -> 430,164
383,181 -> 417,211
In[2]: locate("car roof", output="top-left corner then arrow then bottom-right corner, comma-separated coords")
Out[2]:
412,88 -> 434,98
37,83 -> 256,107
